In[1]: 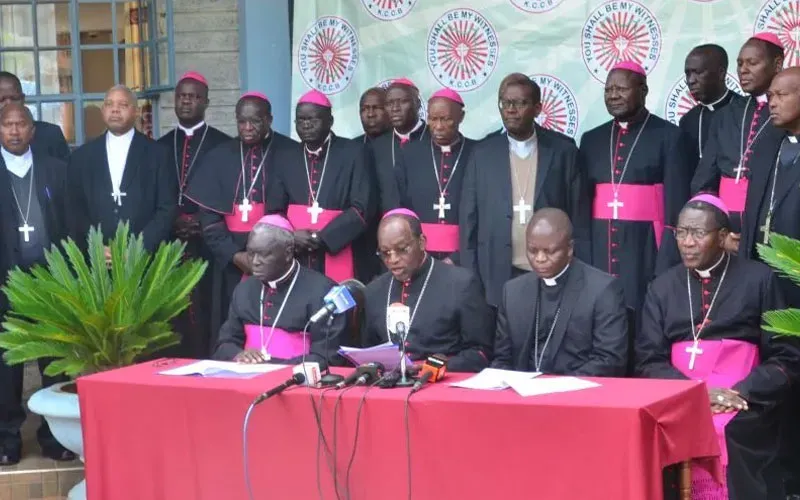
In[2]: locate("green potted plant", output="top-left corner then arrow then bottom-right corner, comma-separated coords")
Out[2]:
759,234 -> 800,339
0,222 -> 206,500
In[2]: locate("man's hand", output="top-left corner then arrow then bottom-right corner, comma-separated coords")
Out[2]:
709,387 -> 748,413
294,230 -> 320,252
724,232 -> 740,254
174,216 -> 201,239
234,349 -> 267,364
232,251 -> 251,275
104,246 -> 112,268
442,257 -> 454,265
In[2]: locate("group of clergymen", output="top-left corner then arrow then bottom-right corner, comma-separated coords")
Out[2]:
0,27 -> 799,498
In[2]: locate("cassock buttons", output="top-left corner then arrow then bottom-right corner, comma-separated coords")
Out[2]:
266,301 -> 273,307
703,290 -> 710,296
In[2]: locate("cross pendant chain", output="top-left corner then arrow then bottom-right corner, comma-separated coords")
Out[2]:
685,339 -> 703,371
18,223 -> 34,243
433,195 -> 450,219
238,198 -> 253,222
111,190 -> 126,206
307,200 -> 324,224
607,194 -> 624,220
513,197 -> 532,225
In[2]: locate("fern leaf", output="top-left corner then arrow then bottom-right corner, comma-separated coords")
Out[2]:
758,235 -> 800,287
763,308 -> 800,337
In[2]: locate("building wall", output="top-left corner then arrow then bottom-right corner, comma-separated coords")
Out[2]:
158,0 -> 241,138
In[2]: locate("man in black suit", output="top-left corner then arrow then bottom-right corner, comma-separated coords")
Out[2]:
0,103 -> 74,464
460,73 -> 590,307
492,208 -> 627,375
67,85 -> 175,254
0,72 -> 71,161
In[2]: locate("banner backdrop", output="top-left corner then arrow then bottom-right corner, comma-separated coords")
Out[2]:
291,0 -> 798,140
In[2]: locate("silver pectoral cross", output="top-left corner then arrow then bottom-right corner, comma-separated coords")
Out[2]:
685,339 -> 703,370
111,190 -> 126,207
433,195 -> 450,219
513,197 -> 532,225
18,223 -> 34,243
733,163 -> 746,183
238,198 -> 253,222
607,195 -> 624,220
307,200 -> 324,224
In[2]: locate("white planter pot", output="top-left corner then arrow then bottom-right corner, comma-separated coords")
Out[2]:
27,382 -> 85,500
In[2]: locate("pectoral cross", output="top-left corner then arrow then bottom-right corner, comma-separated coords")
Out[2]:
307,200 -> 324,224
433,195 -> 450,219
685,339 -> 703,370
18,223 -> 34,243
733,163 -> 746,183
238,198 -> 253,222
111,190 -> 126,206
761,212 -> 772,244
607,195 -> 624,220
513,197 -> 532,225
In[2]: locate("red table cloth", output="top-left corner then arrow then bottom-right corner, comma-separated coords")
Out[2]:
78,361 -> 721,500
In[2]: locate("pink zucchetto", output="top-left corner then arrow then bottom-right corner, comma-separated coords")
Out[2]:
382,208 -> 420,220
611,61 -> 647,77
297,89 -> 332,108
750,32 -> 784,51
178,71 -> 208,87
429,88 -> 464,106
240,91 -> 270,103
255,214 -> 295,233
390,77 -> 418,90
689,194 -> 730,216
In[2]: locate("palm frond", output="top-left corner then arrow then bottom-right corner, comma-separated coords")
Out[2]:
763,308 -> 800,337
758,235 -> 800,288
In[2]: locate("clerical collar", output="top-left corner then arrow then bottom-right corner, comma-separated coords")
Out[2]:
107,127 -> 135,143
305,134 -> 331,156
788,134 -> 800,144
394,120 -> 424,142
178,121 -> 205,137
268,260 -> 299,289
695,252 -> 726,279
701,90 -> 730,111
755,93 -> 768,104
615,109 -> 649,129
508,129 -> 537,159
436,135 -> 462,154
542,262 -> 570,287
1,146 -> 33,179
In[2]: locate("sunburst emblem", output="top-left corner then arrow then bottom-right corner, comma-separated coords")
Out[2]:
757,0 -> 800,68
297,16 -> 359,94
361,0 -> 417,21
529,74 -> 579,138
427,9 -> 498,92
308,28 -> 352,86
593,12 -> 650,72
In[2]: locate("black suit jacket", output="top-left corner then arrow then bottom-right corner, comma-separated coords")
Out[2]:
491,259 -> 628,376
459,126 -> 591,306
0,152 -> 68,314
67,130 -> 176,251
32,120 -> 70,162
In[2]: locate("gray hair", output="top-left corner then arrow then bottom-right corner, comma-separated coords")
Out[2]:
105,85 -> 137,105
252,223 -> 295,251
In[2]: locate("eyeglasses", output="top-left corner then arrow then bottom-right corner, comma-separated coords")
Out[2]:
674,227 -> 720,240
498,99 -> 532,110
376,244 -> 414,260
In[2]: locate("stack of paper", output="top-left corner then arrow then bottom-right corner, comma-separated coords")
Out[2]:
505,376 -> 601,397
159,360 -> 289,379
450,368 -> 541,390
338,342 -> 413,370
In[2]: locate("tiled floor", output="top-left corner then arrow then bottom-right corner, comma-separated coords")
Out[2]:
0,364 -> 83,500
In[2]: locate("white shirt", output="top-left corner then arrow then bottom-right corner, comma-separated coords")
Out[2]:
543,262 -> 570,287
696,253 -> 726,279
178,121 -> 205,137
106,128 -> 135,193
508,130 -> 537,159
2,146 -> 33,179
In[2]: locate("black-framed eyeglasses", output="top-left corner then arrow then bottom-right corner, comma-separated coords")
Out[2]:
498,99 -> 532,110
376,244 -> 414,260
674,227 -> 721,240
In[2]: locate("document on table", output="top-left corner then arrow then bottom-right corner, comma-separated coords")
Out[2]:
449,368 -> 541,390
338,342 -> 413,371
506,376 -> 601,397
159,360 -> 289,379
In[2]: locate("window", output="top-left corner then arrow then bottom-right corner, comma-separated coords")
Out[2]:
0,0 -> 174,145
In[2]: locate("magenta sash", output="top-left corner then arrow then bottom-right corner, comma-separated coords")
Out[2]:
671,339 -> 759,498
243,324 -> 309,359
223,202 -> 266,233
592,183 -> 665,247
718,177 -> 748,213
287,204 -> 354,282
421,223 -> 458,253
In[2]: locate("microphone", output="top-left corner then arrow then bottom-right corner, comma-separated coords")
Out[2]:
410,355 -> 448,394
254,372 -> 305,404
309,283 -> 358,324
335,362 -> 385,388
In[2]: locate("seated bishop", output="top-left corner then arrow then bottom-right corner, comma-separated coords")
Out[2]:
636,194 -> 800,500
212,215 -> 347,366
491,208 -> 628,375
362,209 -> 494,372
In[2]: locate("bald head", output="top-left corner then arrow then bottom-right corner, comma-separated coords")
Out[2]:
525,209 -> 574,279
0,101 -> 35,155
527,208 -> 573,240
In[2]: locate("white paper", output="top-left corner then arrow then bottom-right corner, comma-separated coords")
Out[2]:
338,342 -> 412,371
449,368 -> 541,390
159,360 -> 289,378
506,376 -> 600,397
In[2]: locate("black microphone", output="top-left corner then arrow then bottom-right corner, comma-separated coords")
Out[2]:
335,362 -> 385,388
254,373 -> 305,404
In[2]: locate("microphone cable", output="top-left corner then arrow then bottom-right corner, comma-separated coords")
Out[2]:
332,385 -> 358,499
343,376 -> 383,500
241,399 -> 258,500
404,390 -> 415,500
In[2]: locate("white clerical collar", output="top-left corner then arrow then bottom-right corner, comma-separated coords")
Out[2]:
789,135 -> 799,144
696,253 -> 726,279
2,146 -> 32,178
702,90 -> 730,111
756,93 -> 768,104
268,260 -> 298,289
107,127 -> 135,145
304,134 -> 331,156
394,120 -> 424,141
542,263 -> 570,287
437,135 -> 462,154
178,121 -> 205,137
508,130 -> 537,159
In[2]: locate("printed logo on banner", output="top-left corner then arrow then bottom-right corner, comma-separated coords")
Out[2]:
581,0 -> 662,83
361,0 -> 417,21
529,74 -> 580,138
509,0 -> 565,13
664,74 -> 743,125
297,16 -> 359,95
754,0 -> 799,67
427,8 -> 499,92
377,79 -> 427,121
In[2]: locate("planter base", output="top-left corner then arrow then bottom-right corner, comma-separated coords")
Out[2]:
68,479 -> 86,500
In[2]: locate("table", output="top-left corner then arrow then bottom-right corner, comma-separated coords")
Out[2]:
78,360 -> 721,500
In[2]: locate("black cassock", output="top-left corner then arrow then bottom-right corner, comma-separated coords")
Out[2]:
185,132 -> 296,349
362,256 -> 494,372
368,125 -> 428,214
691,95 -> 770,231
157,124 -> 230,358
67,131 -> 175,251
678,91 -> 739,174
267,135 -> 373,283
491,259 -> 628,375
0,152 -> 69,455
636,255 -> 800,500
31,120 -> 71,162
212,267 -> 346,366
460,126 -> 590,307
579,112 -> 692,314
395,136 -> 474,262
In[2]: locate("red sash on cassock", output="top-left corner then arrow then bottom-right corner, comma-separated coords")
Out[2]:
223,202 -> 266,233
718,177 -> 748,213
244,324 -> 309,358
421,223 -> 458,253
287,204 -> 354,283
592,183 -> 665,247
